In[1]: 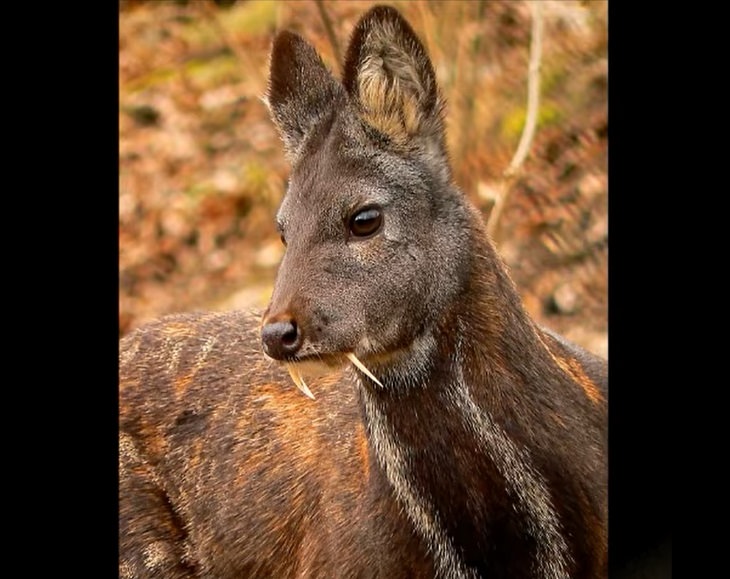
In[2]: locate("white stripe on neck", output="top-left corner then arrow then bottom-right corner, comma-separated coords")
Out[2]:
361,386 -> 478,579
358,325 -> 572,578
449,333 -> 572,579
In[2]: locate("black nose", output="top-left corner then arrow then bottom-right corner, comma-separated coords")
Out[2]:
261,319 -> 302,360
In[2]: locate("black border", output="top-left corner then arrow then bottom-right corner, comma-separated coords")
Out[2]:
29,1 -> 121,574
607,1 -> 672,576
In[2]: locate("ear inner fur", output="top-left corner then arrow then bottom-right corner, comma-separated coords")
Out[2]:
342,5 -> 445,148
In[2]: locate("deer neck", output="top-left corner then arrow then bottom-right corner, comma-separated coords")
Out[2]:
356,235 -> 573,579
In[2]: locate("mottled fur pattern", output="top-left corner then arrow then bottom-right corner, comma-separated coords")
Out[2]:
119,5 -> 608,578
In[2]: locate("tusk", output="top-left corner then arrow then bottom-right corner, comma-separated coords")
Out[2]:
346,352 -> 384,387
287,364 -> 315,399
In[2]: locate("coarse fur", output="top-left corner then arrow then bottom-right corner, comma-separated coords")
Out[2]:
119,6 -> 608,579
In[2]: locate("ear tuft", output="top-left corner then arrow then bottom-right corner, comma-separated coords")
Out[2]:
342,6 -> 445,149
266,31 -> 345,161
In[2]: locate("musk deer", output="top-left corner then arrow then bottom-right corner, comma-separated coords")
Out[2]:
119,5 -> 608,579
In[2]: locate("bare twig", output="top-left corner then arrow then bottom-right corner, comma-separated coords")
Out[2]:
314,0 -> 342,68
505,1 -> 543,178
487,0 -> 544,241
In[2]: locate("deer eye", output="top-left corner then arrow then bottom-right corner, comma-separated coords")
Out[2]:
349,207 -> 383,239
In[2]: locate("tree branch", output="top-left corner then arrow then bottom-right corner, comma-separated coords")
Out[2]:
314,0 -> 342,68
487,0 -> 544,241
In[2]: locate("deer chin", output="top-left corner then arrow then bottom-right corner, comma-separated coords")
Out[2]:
279,350 -> 385,399
277,353 -> 346,400
284,363 -> 317,400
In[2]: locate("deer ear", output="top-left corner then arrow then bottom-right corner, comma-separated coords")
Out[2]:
266,31 -> 345,161
342,6 -> 446,153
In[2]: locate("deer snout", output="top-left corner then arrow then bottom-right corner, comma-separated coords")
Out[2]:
261,316 -> 302,360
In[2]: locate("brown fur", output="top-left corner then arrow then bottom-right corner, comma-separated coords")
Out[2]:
120,311 -> 435,578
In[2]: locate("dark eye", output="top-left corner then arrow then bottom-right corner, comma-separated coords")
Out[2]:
349,207 -> 383,239
279,233 -> 287,246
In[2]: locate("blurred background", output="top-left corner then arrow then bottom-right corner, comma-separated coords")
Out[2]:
119,0 -> 607,358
